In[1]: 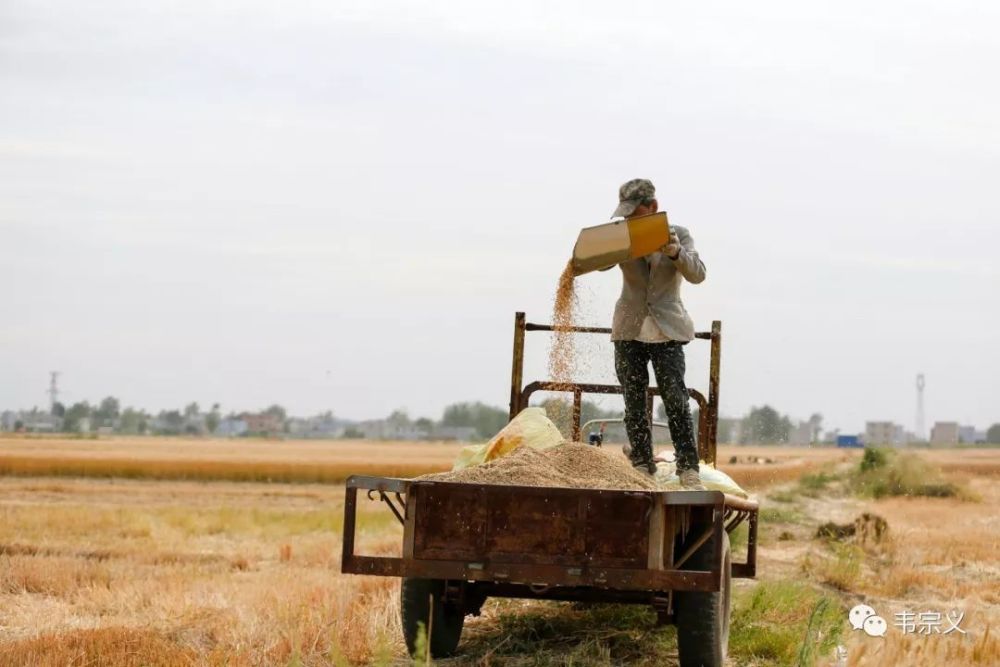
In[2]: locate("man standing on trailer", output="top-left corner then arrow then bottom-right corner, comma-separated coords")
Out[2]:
608,178 -> 707,489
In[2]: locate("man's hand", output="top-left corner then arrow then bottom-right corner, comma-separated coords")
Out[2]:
661,232 -> 682,260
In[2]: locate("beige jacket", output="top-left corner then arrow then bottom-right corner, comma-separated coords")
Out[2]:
610,224 -> 706,342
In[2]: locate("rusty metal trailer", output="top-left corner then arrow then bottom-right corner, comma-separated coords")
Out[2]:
341,313 -> 759,666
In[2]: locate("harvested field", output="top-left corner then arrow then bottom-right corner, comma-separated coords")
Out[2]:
0,436 -> 463,483
0,476 -> 404,665
0,437 -> 996,665
0,436 -> 847,487
755,452 -> 1000,666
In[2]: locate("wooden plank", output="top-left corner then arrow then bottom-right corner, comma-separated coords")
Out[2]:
646,501 -> 665,570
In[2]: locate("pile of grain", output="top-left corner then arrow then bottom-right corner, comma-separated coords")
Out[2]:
415,442 -> 658,491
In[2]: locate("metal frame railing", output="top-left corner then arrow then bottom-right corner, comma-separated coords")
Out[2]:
507,312 -> 722,466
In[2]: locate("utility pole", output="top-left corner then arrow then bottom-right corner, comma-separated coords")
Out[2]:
915,373 -> 925,442
48,371 -> 60,414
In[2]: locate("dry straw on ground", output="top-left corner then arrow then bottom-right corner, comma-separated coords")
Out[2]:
0,477 -> 406,665
0,444 -> 996,665
0,437 -> 462,483
0,436 -> 843,489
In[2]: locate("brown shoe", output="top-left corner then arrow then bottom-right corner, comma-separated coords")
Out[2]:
679,469 -> 707,490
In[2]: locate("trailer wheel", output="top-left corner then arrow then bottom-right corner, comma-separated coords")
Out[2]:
400,578 -> 464,658
674,530 -> 731,667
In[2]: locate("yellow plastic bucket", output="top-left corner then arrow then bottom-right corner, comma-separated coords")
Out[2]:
571,211 -> 671,275
627,212 -> 670,259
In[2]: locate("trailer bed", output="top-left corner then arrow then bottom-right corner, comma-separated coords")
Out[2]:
342,474 -> 757,594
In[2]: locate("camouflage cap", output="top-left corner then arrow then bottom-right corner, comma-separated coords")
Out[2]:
612,178 -> 656,218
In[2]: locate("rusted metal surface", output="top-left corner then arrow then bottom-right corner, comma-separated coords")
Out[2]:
673,524 -> 716,569
712,505 -> 724,585
520,382 -> 707,408
342,476 -> 759,592
525,322 -> 711,340
345,555 -> 719,591
646,501 -> 666,570
525,323 -> 612,334
572,387 -> 583,441
411,483 -> 651,568
705,320 -> 722,466
744,504 -> 759,576
340,311 -> 756,618
346,475 -> 408,493
520,381 -> 709,446
367,489 -> 405,525
724,507 -> 751,533
341,485 -> 357,567
411,482 -> 487,561
718,495 -> 757,513
512,314 -> 720,463
723,505 -> 758,578
509,312 -> 527,420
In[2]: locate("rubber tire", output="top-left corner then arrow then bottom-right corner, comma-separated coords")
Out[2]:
400,578 -> 465,658
674,531 -> 732,667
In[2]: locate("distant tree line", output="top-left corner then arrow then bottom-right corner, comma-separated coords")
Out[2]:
14,394 -> 1000,446
52,398 -> 227,435
20,396 -> 812,444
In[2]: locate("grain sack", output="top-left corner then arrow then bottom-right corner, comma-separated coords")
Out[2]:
655,459 -> 748,498
450,407 -> 564,471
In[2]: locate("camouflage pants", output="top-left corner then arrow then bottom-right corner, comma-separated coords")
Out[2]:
613,340 -> 699,472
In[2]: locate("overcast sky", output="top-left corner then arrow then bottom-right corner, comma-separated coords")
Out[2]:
2,1 -> 998,434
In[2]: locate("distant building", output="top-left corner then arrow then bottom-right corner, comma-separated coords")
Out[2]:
0,411 -> 16,431
0,410 -> 60,433
287,415 -> 348,438
216,417 -> 248,437
241,413 -> 283,435
865,421 -> 904,446
958,425 -> 985,444
285,418 -> 311,436
836,435 -> 862,448
930,422 -> 960,446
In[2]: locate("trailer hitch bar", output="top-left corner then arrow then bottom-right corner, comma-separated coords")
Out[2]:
367,489 -> 406,525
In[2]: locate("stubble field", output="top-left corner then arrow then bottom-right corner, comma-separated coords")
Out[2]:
0,437 -> 996,666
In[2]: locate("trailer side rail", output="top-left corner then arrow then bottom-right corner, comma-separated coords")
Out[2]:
342,476 -> 757,593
